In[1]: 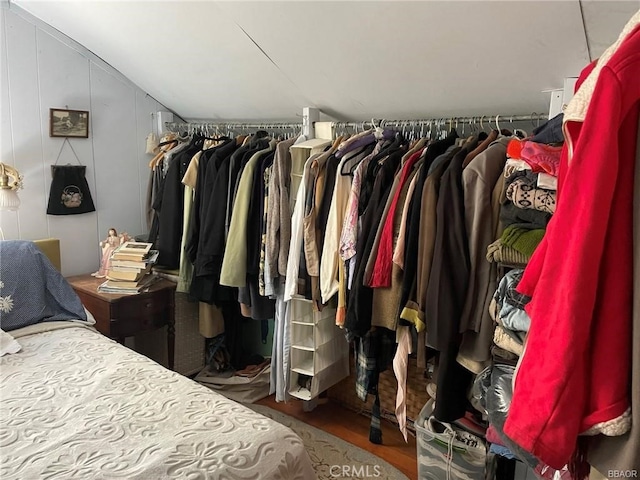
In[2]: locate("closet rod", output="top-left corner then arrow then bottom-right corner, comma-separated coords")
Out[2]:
164,121 -> 302,131
330,113 -> 547,129
165,113 -> 546,132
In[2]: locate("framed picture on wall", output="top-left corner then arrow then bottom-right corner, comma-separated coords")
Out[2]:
49,108 -> 89,138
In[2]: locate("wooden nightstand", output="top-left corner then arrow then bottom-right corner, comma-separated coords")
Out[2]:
66,274 -> 176,370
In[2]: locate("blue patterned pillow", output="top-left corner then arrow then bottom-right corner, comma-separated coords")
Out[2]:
0,240 -> 87,331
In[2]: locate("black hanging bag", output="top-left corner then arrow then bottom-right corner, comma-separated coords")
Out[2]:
47,138 -> 96,215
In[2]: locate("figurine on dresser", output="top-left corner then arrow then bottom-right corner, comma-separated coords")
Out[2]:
92,228 -> 130,278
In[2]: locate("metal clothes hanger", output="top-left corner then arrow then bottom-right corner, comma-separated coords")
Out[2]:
530,113 -> 538,129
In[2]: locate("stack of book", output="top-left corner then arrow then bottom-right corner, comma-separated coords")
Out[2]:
98,241 -> 160,294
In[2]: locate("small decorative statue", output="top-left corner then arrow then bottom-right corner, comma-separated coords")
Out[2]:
91,228 -> 130,278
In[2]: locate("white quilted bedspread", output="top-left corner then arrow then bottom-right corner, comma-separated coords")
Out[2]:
0,323 -> 316,480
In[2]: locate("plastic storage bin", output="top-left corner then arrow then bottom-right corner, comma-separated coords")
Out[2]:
415,402 -> 486,480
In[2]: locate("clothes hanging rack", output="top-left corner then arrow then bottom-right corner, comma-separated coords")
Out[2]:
329,113 -> 546,131
164,121 -> 302,132
165,112 -> 546,135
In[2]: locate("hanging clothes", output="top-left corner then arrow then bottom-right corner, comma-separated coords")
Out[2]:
177,150 -> 200,293
456,136 -> 511,371
239,149 -> 277,320
369,154 -> 422,331
398,134 -> 461,331
266,137 -> 299,280
156,136 -> 205,268
505,14 -> 639,471
148,140 -> 189,249
270,137 -> 309,403
220,141 -> 275,288
270,294 -> 290,402
226,133 -> 270,235
337,143 -> 386,325
344,145 -> 405,339
284,153 -> 317,301
188,138 -> 239,306
354,327 -> 397,444
320,145 -> 374,304
424,144 -> 475,423
587,110 -> 640,477
260,162 -> 274,297
370,148 -> 425,288
339,144 -> 384,266
176,139 -> 221,292
391,162 -> 422,270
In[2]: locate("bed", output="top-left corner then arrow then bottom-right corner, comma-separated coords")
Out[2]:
0,240 -> 316,479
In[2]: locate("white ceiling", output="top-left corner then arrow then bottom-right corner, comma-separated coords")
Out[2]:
11,0 -> 640,122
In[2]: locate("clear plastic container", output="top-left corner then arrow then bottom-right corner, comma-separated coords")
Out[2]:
415,403 -> 487,480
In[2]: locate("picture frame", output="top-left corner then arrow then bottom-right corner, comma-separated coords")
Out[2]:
49,108 -> 89,138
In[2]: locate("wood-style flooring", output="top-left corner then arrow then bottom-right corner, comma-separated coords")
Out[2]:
257,395 -> 418,479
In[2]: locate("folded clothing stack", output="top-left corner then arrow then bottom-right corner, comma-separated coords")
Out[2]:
501,225 -> 546,257
506,138 -> 562,177
486,238 -> 531,266
496,138 -> 560,261
488,269 -> 530,357
506,174 -> 556,214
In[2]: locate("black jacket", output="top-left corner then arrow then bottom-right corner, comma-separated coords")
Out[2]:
424,146 -> 473,422
156,137 -> 205,268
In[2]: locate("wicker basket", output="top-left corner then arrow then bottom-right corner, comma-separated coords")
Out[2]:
133,291 -> 205,376
327,351 -> 432,425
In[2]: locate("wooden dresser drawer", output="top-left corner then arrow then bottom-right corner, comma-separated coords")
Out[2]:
109,308 -> 168,338
116,291 -> 170,319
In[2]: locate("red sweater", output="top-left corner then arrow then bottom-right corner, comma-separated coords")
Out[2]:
505,24 -> 640,469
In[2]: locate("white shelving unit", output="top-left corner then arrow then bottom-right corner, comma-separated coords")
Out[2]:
288,297 -> 349,402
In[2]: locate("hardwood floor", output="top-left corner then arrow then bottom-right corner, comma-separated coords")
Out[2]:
257,395 -> 418,479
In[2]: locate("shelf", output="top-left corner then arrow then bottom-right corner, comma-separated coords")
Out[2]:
291,364 -> 314,376
292,321 -> 314,326
290,297 -> 315,324
292,344 -> 315,352
289,387 -> 312,401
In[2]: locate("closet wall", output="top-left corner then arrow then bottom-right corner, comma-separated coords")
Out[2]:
0,4 -> 171,275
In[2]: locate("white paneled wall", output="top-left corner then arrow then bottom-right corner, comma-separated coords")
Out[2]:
0,5 -> 167,276
0,6 -> 16,239
90,62 -> 142,238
